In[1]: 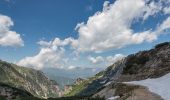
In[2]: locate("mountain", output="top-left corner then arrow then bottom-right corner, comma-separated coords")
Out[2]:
45,74 -> 74,89
42,67 -> 102,79
65,42 -> 170,100
0,60 -> 60,99
42,67 -> 103,89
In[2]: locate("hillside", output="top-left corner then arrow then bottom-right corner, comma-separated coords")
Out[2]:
0,60 -> 60,99
65,42 -> 170,100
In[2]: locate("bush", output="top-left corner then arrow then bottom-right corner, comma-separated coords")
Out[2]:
155,42 -> 170,49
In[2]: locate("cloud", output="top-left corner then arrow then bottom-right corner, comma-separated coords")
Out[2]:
17,0 -> 170,71
38,37 -> 75,47
88,54 -> 126,66
67,65 -> 77,70
4,0 -> 10,2
143,1 -> 162,20
0,14 -> 24,47
72,0 -> 170,53
157,17 -> 170,33
106,54 -> 126,65
86,5 -> 93,11
163,7 -> 170,14
17,37 -> 74,69
17,46 -> 65,69
88,56 -> 104,64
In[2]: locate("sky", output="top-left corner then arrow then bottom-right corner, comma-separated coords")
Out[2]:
0,0 -> 170,73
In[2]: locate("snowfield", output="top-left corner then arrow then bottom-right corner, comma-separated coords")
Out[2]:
125,73 -> 170,100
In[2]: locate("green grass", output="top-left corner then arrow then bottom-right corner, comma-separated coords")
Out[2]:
65,73 -> 103,97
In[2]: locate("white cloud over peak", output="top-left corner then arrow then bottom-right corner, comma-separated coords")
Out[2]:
88,56 -> 104,64
67,65 -> 77,70
0,14 -> 24,47
17,46 -> 64,70
106,54 -> 126,65
17,37 -> 74,69
88,54 -> 126,66
72,0 -> 170,53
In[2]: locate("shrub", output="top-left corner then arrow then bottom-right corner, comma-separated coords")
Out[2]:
155,42 -> 170,49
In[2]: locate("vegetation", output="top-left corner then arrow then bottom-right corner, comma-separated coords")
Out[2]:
155,42 -> 170,49
64,72 -> 103,97
94,71 -> 105,77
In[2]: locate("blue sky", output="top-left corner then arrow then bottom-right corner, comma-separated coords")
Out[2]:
0,0 -> 170,72
0,0 -> 106,60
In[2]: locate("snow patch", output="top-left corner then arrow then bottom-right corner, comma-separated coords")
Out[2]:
104,81 -> 112,86
107,96 -> 120,100
100,80 -> 107,84
125,73 -> 170,100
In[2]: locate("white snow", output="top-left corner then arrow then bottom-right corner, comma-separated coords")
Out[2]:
107,96 -> 120,100
104,81 -> 112,86
125,73 -> 170,100
100,80 -> 107,84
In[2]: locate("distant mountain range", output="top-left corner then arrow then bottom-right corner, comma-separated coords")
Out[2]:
45,74 -> 74,89
42,67 -> 104,89
42,67 -> 103,79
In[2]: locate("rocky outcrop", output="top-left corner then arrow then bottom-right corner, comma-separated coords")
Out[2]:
63,85 -> 73,95
119,42 -> 170,82
74,78 -> 84,85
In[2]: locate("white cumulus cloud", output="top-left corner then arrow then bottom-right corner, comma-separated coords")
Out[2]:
163,7 -> 170,14
88,56 -> 104,64
106,54 -> 126,65
17,37 -> 74,69
88,54 -> 126,66
0,14 -> 24,47
72,0 -> 170,53
157,17 -> 170,33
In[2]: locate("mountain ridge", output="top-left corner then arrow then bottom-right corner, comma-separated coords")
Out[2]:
65,42 -> 170,100
0,60 -> 60,99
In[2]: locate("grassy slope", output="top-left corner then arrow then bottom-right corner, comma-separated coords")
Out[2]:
65,71 -> 105,96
